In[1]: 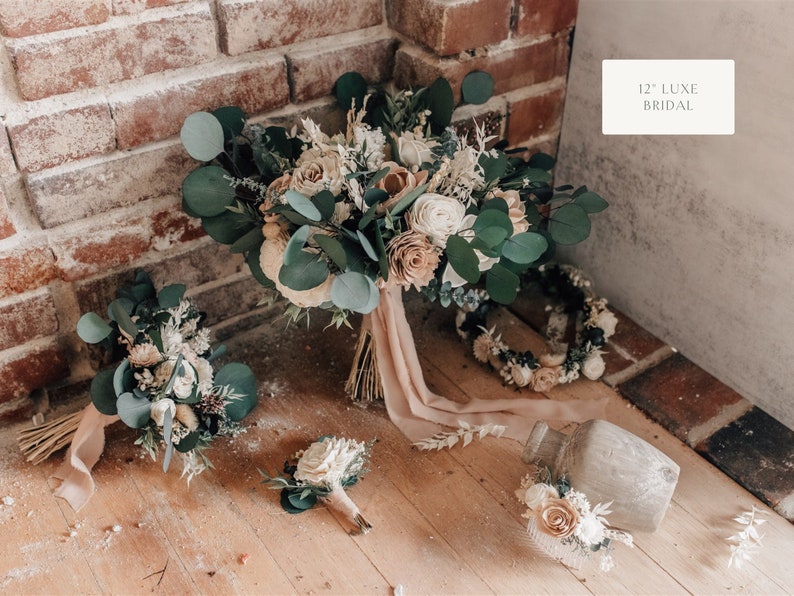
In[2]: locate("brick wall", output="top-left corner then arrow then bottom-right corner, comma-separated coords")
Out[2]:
0,0 -> 577,421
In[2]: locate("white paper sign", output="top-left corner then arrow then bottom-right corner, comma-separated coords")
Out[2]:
602,59 -> 734,135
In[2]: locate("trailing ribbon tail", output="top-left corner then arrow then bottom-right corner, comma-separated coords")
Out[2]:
367,285 -> 607,443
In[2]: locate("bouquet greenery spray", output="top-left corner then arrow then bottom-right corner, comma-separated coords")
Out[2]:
178,71 -> 607,327
76,271 -> 258,479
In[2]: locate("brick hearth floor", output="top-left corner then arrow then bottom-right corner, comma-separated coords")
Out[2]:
510,287 -> 794,522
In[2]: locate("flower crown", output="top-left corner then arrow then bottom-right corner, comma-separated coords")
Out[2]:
76,271 -> 258,480
456,264 -> 618,391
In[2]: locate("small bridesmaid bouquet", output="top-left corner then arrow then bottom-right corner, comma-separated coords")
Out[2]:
261,435 -> 374,534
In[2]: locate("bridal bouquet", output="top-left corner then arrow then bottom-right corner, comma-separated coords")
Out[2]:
179,72 -> 606,326
76,271 -> 258,478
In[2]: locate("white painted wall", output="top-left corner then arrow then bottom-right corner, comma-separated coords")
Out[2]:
557,0 -> 794,430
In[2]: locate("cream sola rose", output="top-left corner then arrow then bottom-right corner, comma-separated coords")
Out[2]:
290,436 -> 373,533
394,131 -> 438,171
406,193 -> 466,248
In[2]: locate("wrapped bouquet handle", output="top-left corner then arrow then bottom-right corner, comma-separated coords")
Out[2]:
367,285 -> 607,442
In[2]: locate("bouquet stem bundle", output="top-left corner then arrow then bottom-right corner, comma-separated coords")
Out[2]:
344,327 -> 383,402
18,410 -> 84,465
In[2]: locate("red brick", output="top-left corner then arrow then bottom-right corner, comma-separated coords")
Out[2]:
7,4 -> 217,100
506,83 -> 565,146
26,142 -> 195,228
394,35 -> 570,104
0,0 -> 110,37
6,100 -> 115,173
0,339 -> 70,408
288,34 -> 396,103
0,185 -> 15,239
388,0 -> 512,57
0,288 -> 59,351
112,57 -> 289,149
73,238 -> 245,316
619,352 -> 752,446
112,0 -> 190,16
49,199 -> 204,281
0,241 -> 58,298
515,0 -> 578,37
218,0 -> 382,56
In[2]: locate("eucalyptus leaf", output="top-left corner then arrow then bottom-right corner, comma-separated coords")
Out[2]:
549,203 -> 591,245
158,284 -> 186,309
363,187 -> 389,207
182,165 -> 237,217
480,151 -> 508,181
501,232 -> 548,264
113,358 -> 131,396
528,152 -> 556,171
285,190 -> 322,221
216,362 -> 258,421
282,488 -> 317,513
163,440 -> 174,473
334,71 -> 368,110
427,78 -> 454,128
445,235 -> 481,284
174,431 -> 200,452
485,263 -> 520,304
117,392 -> 152,429
109,300 -> 138,339
461,70 -> 495,105
356,230 -> 379,262
202,209 -> 256,245
470,226 -> 509,251
389,182 -> 429,217
90,368 -> 118,415
473,209 -> 513,236
573,191 -> 609,213
212,106 -> 246,141
180,112 -> 225,161
278,251 -> 329,291
163,406 -> 173,449
207,344 -> 227,362
312,190 -> 336,220
230,226 -> 265,254
374,223 -> 389,281
314,234 -> 347,270
76,312 -> 113,344
331,271 -> 377,313
283,225 -> 310,266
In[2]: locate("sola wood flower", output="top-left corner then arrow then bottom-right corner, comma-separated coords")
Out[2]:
261,436 -> 374,534
516,472 -> 633,571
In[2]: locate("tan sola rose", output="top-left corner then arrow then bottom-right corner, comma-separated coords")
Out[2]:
529,366 -> 560,392
374,161 -> 429,213
487,188 -> 529,234
536,497 -> 580,539
387,230 -> 440,290
290,149 -> 345,196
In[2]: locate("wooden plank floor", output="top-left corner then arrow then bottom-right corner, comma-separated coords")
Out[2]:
2,298 -> 793,595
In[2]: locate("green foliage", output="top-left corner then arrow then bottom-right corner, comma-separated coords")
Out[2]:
182,166 -> 237,217
215,363 -> 258,421
117,392 -> 152,429
90,369 -> 118,415
180,112 -> 225,161
461,71 -> 495,105
76,312 -> 113,344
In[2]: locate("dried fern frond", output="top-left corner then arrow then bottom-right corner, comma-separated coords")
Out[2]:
412,420 -> 506,451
